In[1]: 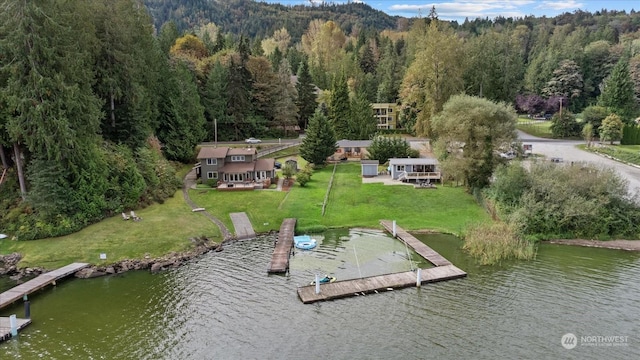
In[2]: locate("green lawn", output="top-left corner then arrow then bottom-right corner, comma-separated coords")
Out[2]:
517,117 -> 553,138
190,162 -> 490,235
1,162 -> 491,269
582,144 -> 640,166
0,191 -> 220,268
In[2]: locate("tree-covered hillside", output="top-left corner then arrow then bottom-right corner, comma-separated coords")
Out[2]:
143,0 -> 400,42
1,0 -> 640,241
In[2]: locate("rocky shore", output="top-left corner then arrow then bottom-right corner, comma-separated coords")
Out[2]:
0,236 -> 224,283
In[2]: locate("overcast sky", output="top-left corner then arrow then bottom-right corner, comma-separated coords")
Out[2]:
263,0 -> 638,22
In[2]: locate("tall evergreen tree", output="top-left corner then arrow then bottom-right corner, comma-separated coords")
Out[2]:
273,59 -> 299,136
202,61 -> 231,141
227,54 -> 253,140
329,73 -> 351,139
156,62 -> 207,162
295,59 -> 318,130
349,91 -> 377,140
0,0 -> 106,222
300,108 -> 337,166
598,58 -> 638,122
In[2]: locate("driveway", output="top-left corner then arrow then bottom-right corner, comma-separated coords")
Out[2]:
518,130 -> 640,197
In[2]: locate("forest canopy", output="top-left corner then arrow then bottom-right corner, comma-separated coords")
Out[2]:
1,0 -> 640,240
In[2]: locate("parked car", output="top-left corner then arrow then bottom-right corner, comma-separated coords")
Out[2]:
274,161 -> 282,169
245,137 -> 261,144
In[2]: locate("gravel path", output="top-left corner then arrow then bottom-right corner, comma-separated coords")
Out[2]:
182,169 -> 233,241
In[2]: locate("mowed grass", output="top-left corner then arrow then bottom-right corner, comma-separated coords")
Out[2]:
0,191 -> 221,269
190,162 -> 490,235
517,118 -> 553,138
1,162 -> 491,269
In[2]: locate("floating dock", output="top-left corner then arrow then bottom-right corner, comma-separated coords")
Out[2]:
0,262 -> 90,310
267,218 -> 296,273
379,220 -> 451,266
297,265 -> 466,303
297,221 -> 467,303
0,262 -> 89,342
0,316 -> 31,342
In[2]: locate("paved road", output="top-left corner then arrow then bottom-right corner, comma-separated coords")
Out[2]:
518,130 -> 640,197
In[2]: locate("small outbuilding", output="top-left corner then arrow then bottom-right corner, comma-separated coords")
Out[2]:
361,160 -> 379,177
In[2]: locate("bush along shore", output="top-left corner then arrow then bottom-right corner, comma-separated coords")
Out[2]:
0,236 -> 225,284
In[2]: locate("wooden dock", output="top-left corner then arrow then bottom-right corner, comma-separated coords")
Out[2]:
298,264 -> 467,303
297,220 -> 467,303
267,218 -> 296,273
0,317 -> 31,342
380,220 -> 451,266
0,262 -> 90,310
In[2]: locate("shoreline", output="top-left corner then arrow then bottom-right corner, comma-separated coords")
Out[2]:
548,239 -> 640,251
0,236 -> 226,283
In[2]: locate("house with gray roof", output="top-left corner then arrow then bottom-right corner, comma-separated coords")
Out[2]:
196,147 -> 276,188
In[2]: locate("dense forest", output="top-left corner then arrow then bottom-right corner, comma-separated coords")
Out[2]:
1,0 -> 640,240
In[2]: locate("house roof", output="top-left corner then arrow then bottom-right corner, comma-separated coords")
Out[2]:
197,147 -> 229,159
337,140 -> 372,148
361,160 -> 379,165
219,162 -> 255,174
389,157 -> 439,165
228,147 -> 257,156
255,158 -> 275,171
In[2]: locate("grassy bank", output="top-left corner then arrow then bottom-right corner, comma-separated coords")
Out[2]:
1,162 -> 491,269
582,144 -> 640,166
190,162 -> 490,234
0,192 -> 220,268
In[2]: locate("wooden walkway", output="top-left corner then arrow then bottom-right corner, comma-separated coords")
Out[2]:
0,317 -> 31,342
298,265 -> 467,303
229,212 -> 256,240
267,218 -> 296,273
380,220 -> 451,266
0,262 -> 90,310
297,221 -> 467,303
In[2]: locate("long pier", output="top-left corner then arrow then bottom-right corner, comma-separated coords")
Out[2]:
379,220 -> 451,266
0,262 -> 90,310
267,218 -> 296,273
0,262 -> 89,342
297,221 -> 467,303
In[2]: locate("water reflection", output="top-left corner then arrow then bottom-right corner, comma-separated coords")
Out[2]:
1,231 -> 638,359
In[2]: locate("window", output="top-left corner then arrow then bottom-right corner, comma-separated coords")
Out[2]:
207,171 -> 218,179
396,165 -> 405,172
206,158 -> 217,165
388,108 -> 393,113
231,155 -> 245,162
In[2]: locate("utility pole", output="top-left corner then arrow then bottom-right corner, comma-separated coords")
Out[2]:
214,118 -> 218,147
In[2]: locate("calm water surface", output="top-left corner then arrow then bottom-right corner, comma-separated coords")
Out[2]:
1,228 -> 638,359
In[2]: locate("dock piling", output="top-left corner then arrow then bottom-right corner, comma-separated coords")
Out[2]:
392,220 -> 396,237
9,315 -> 17,336
416,268 -> 422,287
24,300 -> 30,319
315,274 -> 320,294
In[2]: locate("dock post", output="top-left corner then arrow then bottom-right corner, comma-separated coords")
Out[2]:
315,274 -> 320,294
416,268 -> 422,287
24,300 -> 31,319
9,315 -> 17,336
392,220 -> 396,237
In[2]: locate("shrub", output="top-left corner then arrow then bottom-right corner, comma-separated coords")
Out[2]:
462,222 -> 536,265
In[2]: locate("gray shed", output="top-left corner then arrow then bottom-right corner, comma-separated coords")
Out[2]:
361,160 -> 379,177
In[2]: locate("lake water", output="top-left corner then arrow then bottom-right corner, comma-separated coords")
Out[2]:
1,229 -> 638,359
